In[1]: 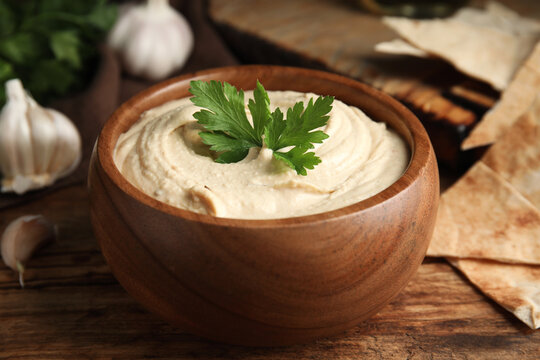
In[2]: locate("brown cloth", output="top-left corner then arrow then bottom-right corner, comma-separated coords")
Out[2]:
0,0 -> 238,210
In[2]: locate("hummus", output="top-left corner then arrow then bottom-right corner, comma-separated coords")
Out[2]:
114,90 -> 409,219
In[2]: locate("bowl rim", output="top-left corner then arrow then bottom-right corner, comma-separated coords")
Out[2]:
96,65 -> 433,228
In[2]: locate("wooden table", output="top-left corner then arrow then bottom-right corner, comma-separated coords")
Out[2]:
1,184 -> 538,358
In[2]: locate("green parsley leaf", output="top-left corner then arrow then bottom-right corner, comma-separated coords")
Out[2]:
189,80 -> 334,175
190,80 -> 260,145
263,107 -> 285,150
247,80 -> 271,140
86,0 -> 118,34
272,97 -> 332,150
50,30 -> 82,69
0,32 -> 47,65
273,146 -> 322,176
198,131 -> 252,163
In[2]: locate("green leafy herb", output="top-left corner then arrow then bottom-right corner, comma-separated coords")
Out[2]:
0,0 -> 117,106
189,80 -> 334,175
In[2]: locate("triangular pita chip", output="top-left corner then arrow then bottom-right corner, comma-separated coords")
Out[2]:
481,96 -> 540,206
462,44 -> 540,150
456,2 -> 540,35
426,196 -> 458,256
449,258 -> 540,329
381,2 -> 540,91
427,161 -> 540,264
374,39 -> 429,57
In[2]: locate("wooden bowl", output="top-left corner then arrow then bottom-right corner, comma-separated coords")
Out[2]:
88,65 -> 439,346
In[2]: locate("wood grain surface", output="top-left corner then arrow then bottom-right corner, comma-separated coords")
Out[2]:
1,185 -> 538,358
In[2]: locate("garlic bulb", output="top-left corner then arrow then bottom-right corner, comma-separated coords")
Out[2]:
0,79 -> 82,195
108,0 -> 194,81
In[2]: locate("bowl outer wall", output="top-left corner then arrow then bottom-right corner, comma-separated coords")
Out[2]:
88,65 -> 439,346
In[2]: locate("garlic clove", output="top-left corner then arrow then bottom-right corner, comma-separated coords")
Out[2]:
47,109 -> 82,178
124,20 -> 158,77
0,80 -> 34,178
1,215 -> 56,287
11,175 -> 37,196
170,21 -> 192,68
138,29 -> 174,81
0,79 -> 82,195
27,99 -> 58,175
108,0 -> 194,81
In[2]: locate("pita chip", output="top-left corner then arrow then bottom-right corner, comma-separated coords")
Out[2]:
481,96 -> 540,207
374,39 -> 429,58
449,258 -> 540,329
456,2 -> 540,36
426,196 -> 459,257
462,44 -> 540,150
427,162 -> 540,264
381,2 -> 540,91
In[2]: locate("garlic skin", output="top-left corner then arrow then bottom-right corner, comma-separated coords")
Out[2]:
1,215 -> 56,287
0,79 -> 82,195
108,0 -> 194,81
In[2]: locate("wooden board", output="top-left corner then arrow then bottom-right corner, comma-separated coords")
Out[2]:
208,0 -> 540,169
1,185 -> 539,358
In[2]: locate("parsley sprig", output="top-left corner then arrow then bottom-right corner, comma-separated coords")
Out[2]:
189,80 -> 334,175
0,0 -> 117,106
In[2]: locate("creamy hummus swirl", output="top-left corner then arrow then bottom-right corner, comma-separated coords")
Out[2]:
114,91 -> 409,219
